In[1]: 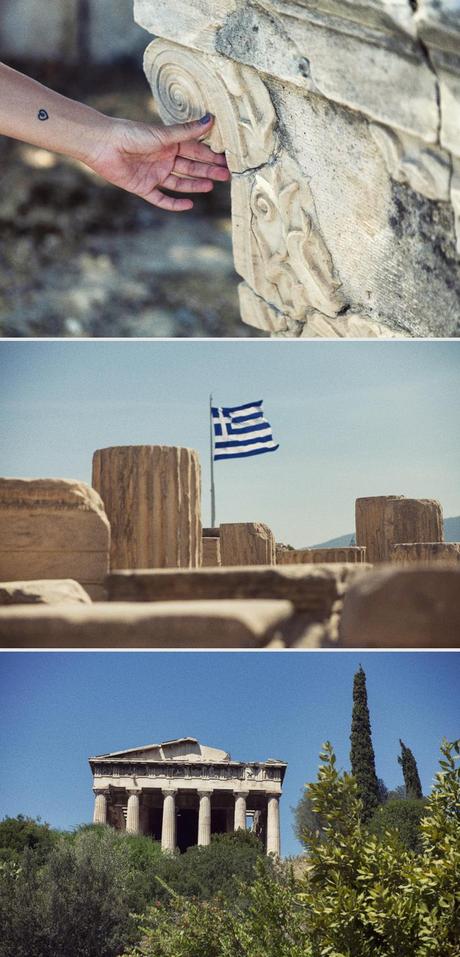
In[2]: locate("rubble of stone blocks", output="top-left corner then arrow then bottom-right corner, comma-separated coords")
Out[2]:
0,478 -> 110,600
1,455 -> 459,648
135,0 -> 460,339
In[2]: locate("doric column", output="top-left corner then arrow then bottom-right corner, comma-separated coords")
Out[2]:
234,790 -> 249,831
266,795 -> 280,857
161,789 -> 177,852
126,789 -> 141,835
197,790 -> 212,846
92,445 -> 202,570
93,788 -> 108,825
355,496 -> 443,563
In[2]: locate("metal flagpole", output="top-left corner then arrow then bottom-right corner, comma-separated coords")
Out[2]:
209,393 -> 216,527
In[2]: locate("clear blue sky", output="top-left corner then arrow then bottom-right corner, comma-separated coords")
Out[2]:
0,340 -> 459,545
0,651 -> 458,857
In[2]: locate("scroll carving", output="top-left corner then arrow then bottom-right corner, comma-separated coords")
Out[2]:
235,153 -> 345,329
370,123 -> 451,202
143,41 -> 354,335
143,39 -> 277,172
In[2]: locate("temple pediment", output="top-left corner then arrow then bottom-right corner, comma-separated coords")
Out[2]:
91,737 -> 231,764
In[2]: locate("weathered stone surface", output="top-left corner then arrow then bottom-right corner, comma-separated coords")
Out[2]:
220,523 -> 275,566
92,446 -> 201,570
277,546 -> 367,565
0,478 -> 110,599
107,564 -> 370,615
391,542 -> 460,564
0,579 -> 91,605
0,599 -> 294,649
355,496 -> 443,563
136,0 -> 460,338
340,565 -> 460,647
202,537 -> 221,567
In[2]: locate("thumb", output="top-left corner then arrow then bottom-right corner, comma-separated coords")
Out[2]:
156,113 -> 214,145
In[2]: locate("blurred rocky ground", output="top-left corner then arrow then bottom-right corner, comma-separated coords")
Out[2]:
0,64 -> 260,337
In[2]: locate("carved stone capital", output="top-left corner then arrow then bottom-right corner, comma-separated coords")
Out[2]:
161,788 -> 178,798
144,39 -> 277,173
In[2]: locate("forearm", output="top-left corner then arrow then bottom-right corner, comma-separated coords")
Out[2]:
0,62 -> 112,163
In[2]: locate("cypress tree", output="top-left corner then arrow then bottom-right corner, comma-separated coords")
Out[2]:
398,740 -> 423,799
350,666 -> 380,821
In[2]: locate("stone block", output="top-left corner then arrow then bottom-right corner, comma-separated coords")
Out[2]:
340,565 -> 460,647
220,523 -> 275,566
136,1 -> 460,338
92,446 -> 201,570
0,478 -> 110,599
0,599 -> 294,649
0,579 -> 91,605
355,496 -> 443,563
277,546 -> 366,565
391,542 -> 460,564
202,537 -> 221,567
107,564 -> 370,616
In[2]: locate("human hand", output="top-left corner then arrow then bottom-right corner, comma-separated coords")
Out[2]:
86,112 -> 230,211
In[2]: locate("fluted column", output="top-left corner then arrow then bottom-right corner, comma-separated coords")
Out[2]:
234,790 -> 249,831
93,788 -> 108,825
266,795 -> 280,857
92,445 -> 202,570
197,790 -> 212,846
161,789 -> 177,852
126,789 -> 141,834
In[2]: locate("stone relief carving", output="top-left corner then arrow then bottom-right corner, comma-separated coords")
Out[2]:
234,153 -> 345,330
143,39 -> 277,172
370,124 -> 451,202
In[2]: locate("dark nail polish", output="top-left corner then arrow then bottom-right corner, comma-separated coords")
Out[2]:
199,113 -> 212,124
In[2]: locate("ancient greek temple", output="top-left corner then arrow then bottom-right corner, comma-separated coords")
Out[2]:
90,736 -> 286,855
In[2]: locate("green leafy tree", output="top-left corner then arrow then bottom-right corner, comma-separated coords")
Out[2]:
159,830 -> 269,905
350,665 -> 380,821
399,739 -> 423,799
0,815 -> 58,865
297,739 -> 460,956
369,797 -> 427,852
292,791 -> 326,847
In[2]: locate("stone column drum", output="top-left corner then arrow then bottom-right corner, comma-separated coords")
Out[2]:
266,795 -> 281,857
391,542 -> 460,565
355,496 -> 443,563
197,790 -> 212,846
202,537 -> 221,567
220,523 -> 275,566
161,789 -> 177,851
126,790 -> 141,834
93,789 -> 108,825
92,446 -> 202,570
234,791 -> 248,830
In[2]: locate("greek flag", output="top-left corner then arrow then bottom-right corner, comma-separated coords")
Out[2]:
211,400 -> 279,461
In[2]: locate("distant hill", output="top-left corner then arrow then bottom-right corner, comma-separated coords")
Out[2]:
311,516 -> 460,549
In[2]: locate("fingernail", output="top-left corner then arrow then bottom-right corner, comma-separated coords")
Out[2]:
199,113 -> 213,124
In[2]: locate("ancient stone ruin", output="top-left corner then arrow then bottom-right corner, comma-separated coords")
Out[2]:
0,478 -> 109,600
134,0 -> 460,338
90,736 -> 285,855
355,495 -> 444,562
220,522 -> 276,565
0,451 -> 459,648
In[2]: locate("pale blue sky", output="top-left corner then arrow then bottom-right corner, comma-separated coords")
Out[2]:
0,340 -> 459,545
0,651 -> 459,857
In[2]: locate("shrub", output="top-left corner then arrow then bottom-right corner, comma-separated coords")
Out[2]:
369,797 -> 427,852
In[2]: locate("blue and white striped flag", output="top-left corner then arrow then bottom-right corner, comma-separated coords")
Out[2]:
211,400 -> 279,461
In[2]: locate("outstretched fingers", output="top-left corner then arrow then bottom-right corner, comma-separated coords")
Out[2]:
143,186 -> 194,212
179,140 -> 228,167
174,156 -> 230,181
163,174 -> 214,193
